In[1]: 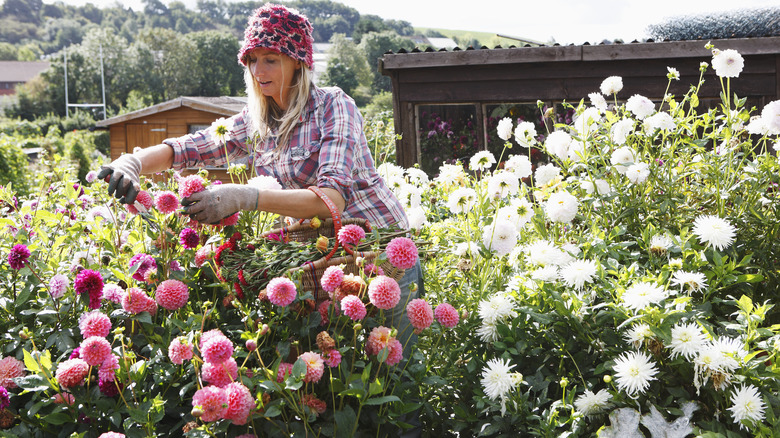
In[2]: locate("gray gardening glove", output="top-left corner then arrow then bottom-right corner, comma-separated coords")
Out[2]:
96,154 -> 142,204
181,184 -> 259,225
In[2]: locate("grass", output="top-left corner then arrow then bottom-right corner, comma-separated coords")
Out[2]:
412,27 -> 545,48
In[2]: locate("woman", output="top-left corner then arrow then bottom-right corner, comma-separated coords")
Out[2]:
97,3 -> 422,370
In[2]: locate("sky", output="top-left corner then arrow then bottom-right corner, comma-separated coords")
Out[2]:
41,0 -> 780,45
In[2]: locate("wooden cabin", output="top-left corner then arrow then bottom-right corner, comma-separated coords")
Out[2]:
380,36 -> 780,174
95,96 -> 246,182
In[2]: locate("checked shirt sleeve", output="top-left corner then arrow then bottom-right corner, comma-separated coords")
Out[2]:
315,90 -> 361,206
165,107 -> 252,171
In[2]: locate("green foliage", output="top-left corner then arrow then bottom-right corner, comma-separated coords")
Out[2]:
0,135 -> 30,196
190,30 -> 244,97
0,42 -> 18,60
358,31 -> 415,93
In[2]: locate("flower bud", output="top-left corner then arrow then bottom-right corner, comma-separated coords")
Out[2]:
316,236 -> 329,253
310,217 -> 322,229
560,377 -> 569,388
353,323 -> 362,331
246,339 -> 257,351
410,282 -> 418,293
191,406 -> 203,418
603,375 -> 612,383
259,324 -> 269,336
390,328 -> 398,338
18,329 -> 29,340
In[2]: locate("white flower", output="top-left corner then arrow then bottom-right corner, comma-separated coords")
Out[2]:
567,140 -> 586,161
496,205 -> 520,229
406,206 -> 427,230
612,351 -> 658,396
504,154 -> 532,179
524,240 -> 566,266
574,107 -> 601,137
692,215 -> 736,251
671,270 -> 708,293
622,282 -> 667,310
581,178 -> 611,196
544,191 -> 579,223
600,76 -> 623,95
398,184 -> 422,209
668,322 -> 707,360
649,234 -> 673,254
86,206 -> 113,222
712,49 -> 744,78
667,66 -> 680,80
487,171 -> 520,199
534,163 -> 561,186
626,162 -> 650,184
589,92 -> 608,113
643,112 -> 676,132
477,321 -> 499,342
405,167 -> 429,186
513,121 -> 537,148
507,247 -> 525,268
510,197 -> 535,226
611,119 -> 634,145
378,162 -> 405,181
711,336 -> 745,370
545,131 -> 572,161
610,146 -> 636,175
746,116 -> 772,136
560,259 -> 598,290
481,358 -> 518,401
728,385 -> 765,428
470,151 -> 496,171
624,323 -> 654,348
210,117 -> 233,144
531,266 -> 560,282
497,117 -> 514,141
482,220 -> 519,256
446,187 -> 478,214
626,94 -> 655,119
760,100 -> 780,134
436,163 -> 467,185
478,294 -> 517,325
575,389 -> 613,416
455,241 -> 480,258
247,175 -> 282,191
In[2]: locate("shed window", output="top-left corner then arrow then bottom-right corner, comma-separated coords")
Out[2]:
416,104 -> 479,175
484,103 -> 548,165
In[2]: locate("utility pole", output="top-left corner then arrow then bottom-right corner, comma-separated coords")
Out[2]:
64,43 -> 108,120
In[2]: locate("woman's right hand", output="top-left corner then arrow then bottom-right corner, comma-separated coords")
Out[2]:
96,154 -> 142,204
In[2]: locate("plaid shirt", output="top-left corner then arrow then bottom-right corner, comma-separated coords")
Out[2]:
166,86 -> 408,229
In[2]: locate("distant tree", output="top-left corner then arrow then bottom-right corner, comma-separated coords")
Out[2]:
0,43 -> 18,61
197,0 -> 229,24
424,29 -> 445,38
352,15 -> 387,43
17,43 -> 43,61
41,17 -> 86,53
41,3 -> 63,19
1,0 -> 43,24
316,15 -> 350,43
647,6 -> 780,41
136,28 -> 198,101
190,30 -> 244,96
384,19 -> 413,37
0,18 -> 39,44
358,31 -> 414,92
80,3 -> 102,24
320,33 -> 371,97
143,0 -> 169,16
322,63 -> 359,96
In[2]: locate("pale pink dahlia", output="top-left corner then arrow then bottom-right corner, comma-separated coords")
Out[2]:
169,337 -> 194,365
155,279 -> 189,310
194,244 -> 215,267
224,382 -> 254,425
121,287 -> 157,315
385,237 -> 418,270
367,276 -> 401,310
80,336 -> 112,366
385,339 -> 403,366
192,385 -> 228,422
154,191 -> 180,214
340,295 -> 367,321
49,273 -> 69,299
298,352 -> 324,383
202,357 -> 238,387
179,175 -> 206,199
407,299 -> 434,331
276,362 -> 294,383
218,212 -> 240,227
320,266 -> 344,292
323,349 -> 342,368
0,356 -> 25,388
125,190 -> 153,215
101,283 -> 124,304
366,326 -> 392,356
201,331 -> 233,364
56,358 -> 89,389
97,433 -> 125,438
52,392 -> 75,405
364,263 -> 384,276
98,353 -> 119,381
79,311 -> 112,338
434,303 -> 460,328
266,277 -> 297,307
337,224 -> 365,246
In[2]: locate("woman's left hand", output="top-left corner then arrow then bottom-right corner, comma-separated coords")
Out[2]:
181,184 -> 259,224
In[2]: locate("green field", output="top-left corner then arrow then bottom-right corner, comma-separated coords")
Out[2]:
413,27 -> 546,48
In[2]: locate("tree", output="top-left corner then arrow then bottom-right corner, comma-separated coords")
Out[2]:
320,33 -> 372,103
190,30 -> 244,96
0,43 -> 18,61
1,0 -> 43,24
358,31 -> 415,92
17,43 -> 43,61
384,19 -> 414,37
136,28 -> 198,101
352,15 -> 387,43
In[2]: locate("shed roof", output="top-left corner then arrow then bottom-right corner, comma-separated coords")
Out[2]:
96,96 -> 247,127
0,61 -> 50,82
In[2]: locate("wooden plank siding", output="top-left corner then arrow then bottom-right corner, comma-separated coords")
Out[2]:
381,37 -> 780,169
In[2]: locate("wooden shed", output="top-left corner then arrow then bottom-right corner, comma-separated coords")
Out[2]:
96,96 -> 246,181
380,36 -> 780,173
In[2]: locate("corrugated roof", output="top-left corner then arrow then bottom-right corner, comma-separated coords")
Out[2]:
96,96 -> 247,127
0,61 -> 50,82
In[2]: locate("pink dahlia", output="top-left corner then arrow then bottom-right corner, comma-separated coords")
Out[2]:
8,243 -> 30,269
366,326 -> 392,356
101,283 -> 124,304
385,237 -> 419,270
155,279 -> 189,310
74,269 -> 103,297
367,276 -> 401,310
121,287 -> 157,315
340,295 -> 366,321
79,311 -> 112,338
302,393 -> 327,416
179,228 -> 199,249
276,362 -> 294,383
154,190 -> 180,214
128,253 -> 156,282
317,300 -> 337,326
80,336 -> 112,366
201,332 -> 234,364
202,357 -> 238,387
97,432 -> 125,438
55,358 -> 89,389
364,263 -> 384,276
407,298 -> 434,331
125,190 -> 153,215
192,385 -> 228,422
194,244 -> 215,267
98,354 -> 119,382
298,352 -> 324,383
434,303 -> 460,328
218,212 -> 240,227
49,273 -> 69,299
52,392 -> 75,405
0,356 -> 25,388
266,277 -> 297,307
337,224 -> 365,246
320,266 -> 344,292
224,382 -> 254,425
385,339 -> 403,366
169,337 -> 194,365
179,175 -> 206,199
323,349 -> 342,368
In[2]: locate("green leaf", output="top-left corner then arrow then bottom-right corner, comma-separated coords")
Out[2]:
339,388 -> 367,400
43,412 -> 72,425
737,295 -> 753,313
292,358 -> 307,379
368,378 -> 383,396
736,274 -> 764,284
334,405 -> 356,433
15,374 -> 51,392
129,407 -> 148,424
264,404 -> 282,418
364,395 -> 400,406
23,349 -> 40,373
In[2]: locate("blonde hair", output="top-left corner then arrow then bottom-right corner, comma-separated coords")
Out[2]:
244,65 -> 313,152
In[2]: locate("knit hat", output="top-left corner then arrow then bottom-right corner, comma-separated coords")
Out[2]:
237,4 -> 314,70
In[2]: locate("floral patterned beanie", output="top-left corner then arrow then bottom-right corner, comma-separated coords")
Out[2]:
237,3 -> 314,69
